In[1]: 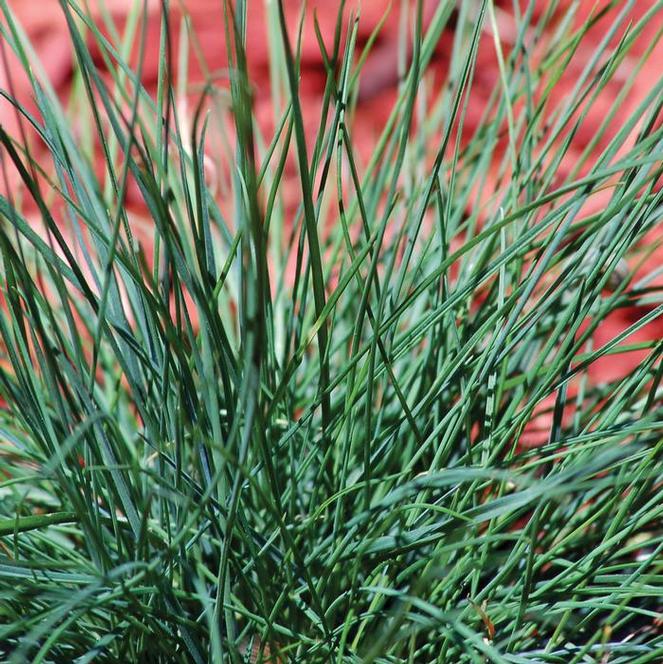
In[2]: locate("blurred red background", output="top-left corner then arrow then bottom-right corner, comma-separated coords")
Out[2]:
1,1 -> 662,444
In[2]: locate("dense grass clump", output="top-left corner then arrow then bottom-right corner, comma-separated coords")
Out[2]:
0,0 -> 661,661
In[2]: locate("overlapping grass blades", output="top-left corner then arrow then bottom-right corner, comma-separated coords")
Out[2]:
0,0 -> 661,661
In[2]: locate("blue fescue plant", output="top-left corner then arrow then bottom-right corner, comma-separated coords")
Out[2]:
0,0 -> 661,661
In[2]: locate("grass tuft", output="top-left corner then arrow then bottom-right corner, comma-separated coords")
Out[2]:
0,0 -> 661,661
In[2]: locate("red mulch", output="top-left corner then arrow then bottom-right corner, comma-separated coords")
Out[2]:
1,1 -> 662,446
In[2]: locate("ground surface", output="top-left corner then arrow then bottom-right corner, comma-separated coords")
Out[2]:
2,0 -> 662,412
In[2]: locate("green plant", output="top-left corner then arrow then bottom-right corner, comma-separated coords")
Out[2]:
0,0 -> 661,661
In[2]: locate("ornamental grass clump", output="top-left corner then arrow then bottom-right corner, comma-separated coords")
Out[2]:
0,0 -> 662,662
